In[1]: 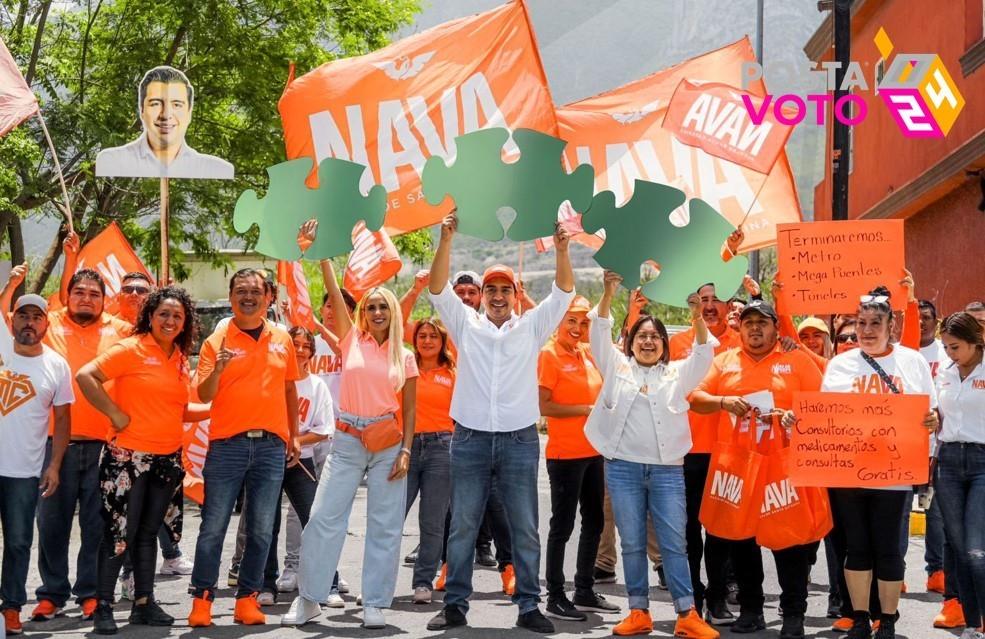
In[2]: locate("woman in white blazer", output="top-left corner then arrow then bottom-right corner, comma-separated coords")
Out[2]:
584,272 -> 719,638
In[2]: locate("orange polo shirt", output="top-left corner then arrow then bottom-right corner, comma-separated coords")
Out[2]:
694,343 -> 823,442
670,326 -> 740,453
415,366 -> 455,433
43,309 -> 131,440
538,340 -> 602,460
93,334 -> 190,454
196,320 -> 300,442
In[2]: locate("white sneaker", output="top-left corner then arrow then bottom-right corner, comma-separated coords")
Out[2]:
959,629 -> 984,639
276,569 -> 298,593
159,556 -> 194,575
356,594 -> 362,606
257,591 -> 276,606
325,590 -> 345,608
337,575 -> 350,594
281,596 -> 321,626
119,573 -> 134,600
413,586 -> 432,604
362,606 -> 385,629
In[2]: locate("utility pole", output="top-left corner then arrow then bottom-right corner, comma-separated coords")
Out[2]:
832,0 -> 852,220
749,0 -> 764,280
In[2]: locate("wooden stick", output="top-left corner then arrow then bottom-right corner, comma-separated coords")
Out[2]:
36,113 -> 73,235
298,459 -> 317,482
159,177 -> 169,286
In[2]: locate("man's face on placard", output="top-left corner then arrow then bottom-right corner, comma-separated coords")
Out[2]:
141,81 -> 192,154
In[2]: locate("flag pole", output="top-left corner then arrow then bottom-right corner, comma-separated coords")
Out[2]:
159,177 -> 170,285
35,113 -> 74,235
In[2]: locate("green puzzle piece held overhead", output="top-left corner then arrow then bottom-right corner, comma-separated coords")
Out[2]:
422,128 -> 594,242
582,180 -> 748,307
233,157 -> 387,261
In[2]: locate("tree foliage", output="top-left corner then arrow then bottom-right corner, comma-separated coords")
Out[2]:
0,0 -> 423,293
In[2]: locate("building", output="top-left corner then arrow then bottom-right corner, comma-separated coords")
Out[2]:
806,0 -> 985,313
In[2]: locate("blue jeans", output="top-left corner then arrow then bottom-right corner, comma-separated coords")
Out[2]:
935,442 -> 985,627
36,440 -> 104,606
444,424 -> 541,615
925,489 -> 944,573
0,476 -> 40,610
605,459 -> 693,613
405,432 -> 452,589
190,434 -> 285,598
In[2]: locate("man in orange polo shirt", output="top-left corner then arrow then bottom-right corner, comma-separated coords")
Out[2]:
668,282 -> 740,622
689,300 -> 823,639
30,268 -> 130,622
187,268 -> 300,627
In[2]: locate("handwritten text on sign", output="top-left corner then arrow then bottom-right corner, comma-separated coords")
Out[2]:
776,220 -> 906,315
789,392 -> 929,488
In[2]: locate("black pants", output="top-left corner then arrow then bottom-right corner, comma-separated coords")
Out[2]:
545,456 -> 604,599
96,469 -> 180,601
684,452 -> 731,611
830,488 -> 908,581
263,458 -> 318,593
475,486 -> 513,570
719,538 -> 817,616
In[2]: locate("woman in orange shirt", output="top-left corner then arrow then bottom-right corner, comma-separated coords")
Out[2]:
76,287 -> 200,634
403,318 -> 456,603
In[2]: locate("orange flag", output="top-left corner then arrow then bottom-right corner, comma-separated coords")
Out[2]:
278,0 -> 557,236
277,260 -> 316,330
662,79 -> 795,175
556,38 -> 802,253
344,222 -> 403,302
0,37 -> 38,137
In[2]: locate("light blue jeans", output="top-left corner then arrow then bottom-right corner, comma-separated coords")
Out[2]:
605,458 -> 694,613
298,415 -> 406,608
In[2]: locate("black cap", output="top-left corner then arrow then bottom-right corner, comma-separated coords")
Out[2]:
739,300 -> 778,323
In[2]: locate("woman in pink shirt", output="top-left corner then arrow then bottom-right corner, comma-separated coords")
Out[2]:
284,260 -> 417,631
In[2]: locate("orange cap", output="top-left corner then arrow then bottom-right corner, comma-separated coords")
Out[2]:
481,264 -> 516,289
568,295 -> 591,314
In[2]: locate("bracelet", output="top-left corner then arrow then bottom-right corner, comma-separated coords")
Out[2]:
399,447 -> 411,456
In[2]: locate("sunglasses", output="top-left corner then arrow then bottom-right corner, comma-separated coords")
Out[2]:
859,294 -> 889,304
837,333 -> 859,343
121,285 -> 150,295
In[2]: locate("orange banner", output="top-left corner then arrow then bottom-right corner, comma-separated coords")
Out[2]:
776,220 -> 906,316
556,38 -> 801,253
0,37 -> 38,137
181,418 -> 209,505
789,392 -> 930,488
343,222 -> 403,301
663,79 -> 794,175
278,1 -> 557,236
277,260 -> 316,331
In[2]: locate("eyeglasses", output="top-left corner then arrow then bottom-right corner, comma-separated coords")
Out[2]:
121,285 -> 150,295
634,332 -> 662,343
859,294 -> 889,304
837,333 -> 859,343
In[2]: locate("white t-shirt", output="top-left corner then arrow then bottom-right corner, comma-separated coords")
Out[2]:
920,340 -> 947,380
310,336 -> 342,418
295,374 -> 334,459
822,345 -> 937,490
936,360 -> 985,445
0,317 -> 74,478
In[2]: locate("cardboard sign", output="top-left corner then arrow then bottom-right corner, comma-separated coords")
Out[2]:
789,391 -> 930,488
776,220 -> 906,315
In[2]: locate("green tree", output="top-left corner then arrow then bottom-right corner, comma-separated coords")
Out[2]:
0,0 -> 423,294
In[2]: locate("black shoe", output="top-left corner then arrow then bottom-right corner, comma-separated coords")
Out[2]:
725,581 -> 739,606
93,601 -> 117,635
592,567 -> 617,584
704,600 -> 735,625
475,548 -> 497,567
572,591 -> 620,613
545,596 -> 586,621
827,593 -> 842,619
405,544 -> 420,565
427,606 -> 467,630
731,612 -> 766,633
847,616 -> 872,639
780,614 -> 806,639
654,564 -> 668,590
517,608 -> 555,633
129,599 -> 174,626
873,616 -> 896,639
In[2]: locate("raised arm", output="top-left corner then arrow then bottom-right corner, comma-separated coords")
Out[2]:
554,224 -> 574,293
0,263 -> 27,328
319,259 -> 352,342
429,215 -> 455,296
59,231 -> 80,306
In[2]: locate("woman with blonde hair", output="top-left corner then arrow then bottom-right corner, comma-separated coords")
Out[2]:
283,259 -> 417,630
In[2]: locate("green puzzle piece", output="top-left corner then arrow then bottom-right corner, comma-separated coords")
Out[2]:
422,128 -> 594,242
582,181 -> 748,307
233,157 -> 386,261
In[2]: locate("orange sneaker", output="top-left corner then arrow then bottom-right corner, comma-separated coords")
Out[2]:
831,617 -> 853,632
435,564 -> 448,591
501,564 -> 516,596
674,608 -> 719,638
614,609 -> 653,636
3,609 -> 23,635
927,570 -> 945,594
80,598 -> 98,620
30,600 -> 62,621
934,598 -> 966,628
234,593 -> 266,625
188,592 -> 213,628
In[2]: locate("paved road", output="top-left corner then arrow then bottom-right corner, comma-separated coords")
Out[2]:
13,441 -> 956,638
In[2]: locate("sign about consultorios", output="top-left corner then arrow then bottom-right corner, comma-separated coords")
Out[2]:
738,28 -> 964,138
96,66 -> 234,179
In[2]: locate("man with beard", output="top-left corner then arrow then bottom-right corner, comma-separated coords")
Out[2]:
24,268 -> 131,623
0,268 -> 74,636
689,301 -> 823,639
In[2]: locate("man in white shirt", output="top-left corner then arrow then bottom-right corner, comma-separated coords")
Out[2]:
425,215 -> 574,634
0,290 -> 73,634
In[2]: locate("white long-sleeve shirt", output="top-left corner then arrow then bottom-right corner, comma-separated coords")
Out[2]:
429,281 -> 574,432
937,360 -> 985,445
